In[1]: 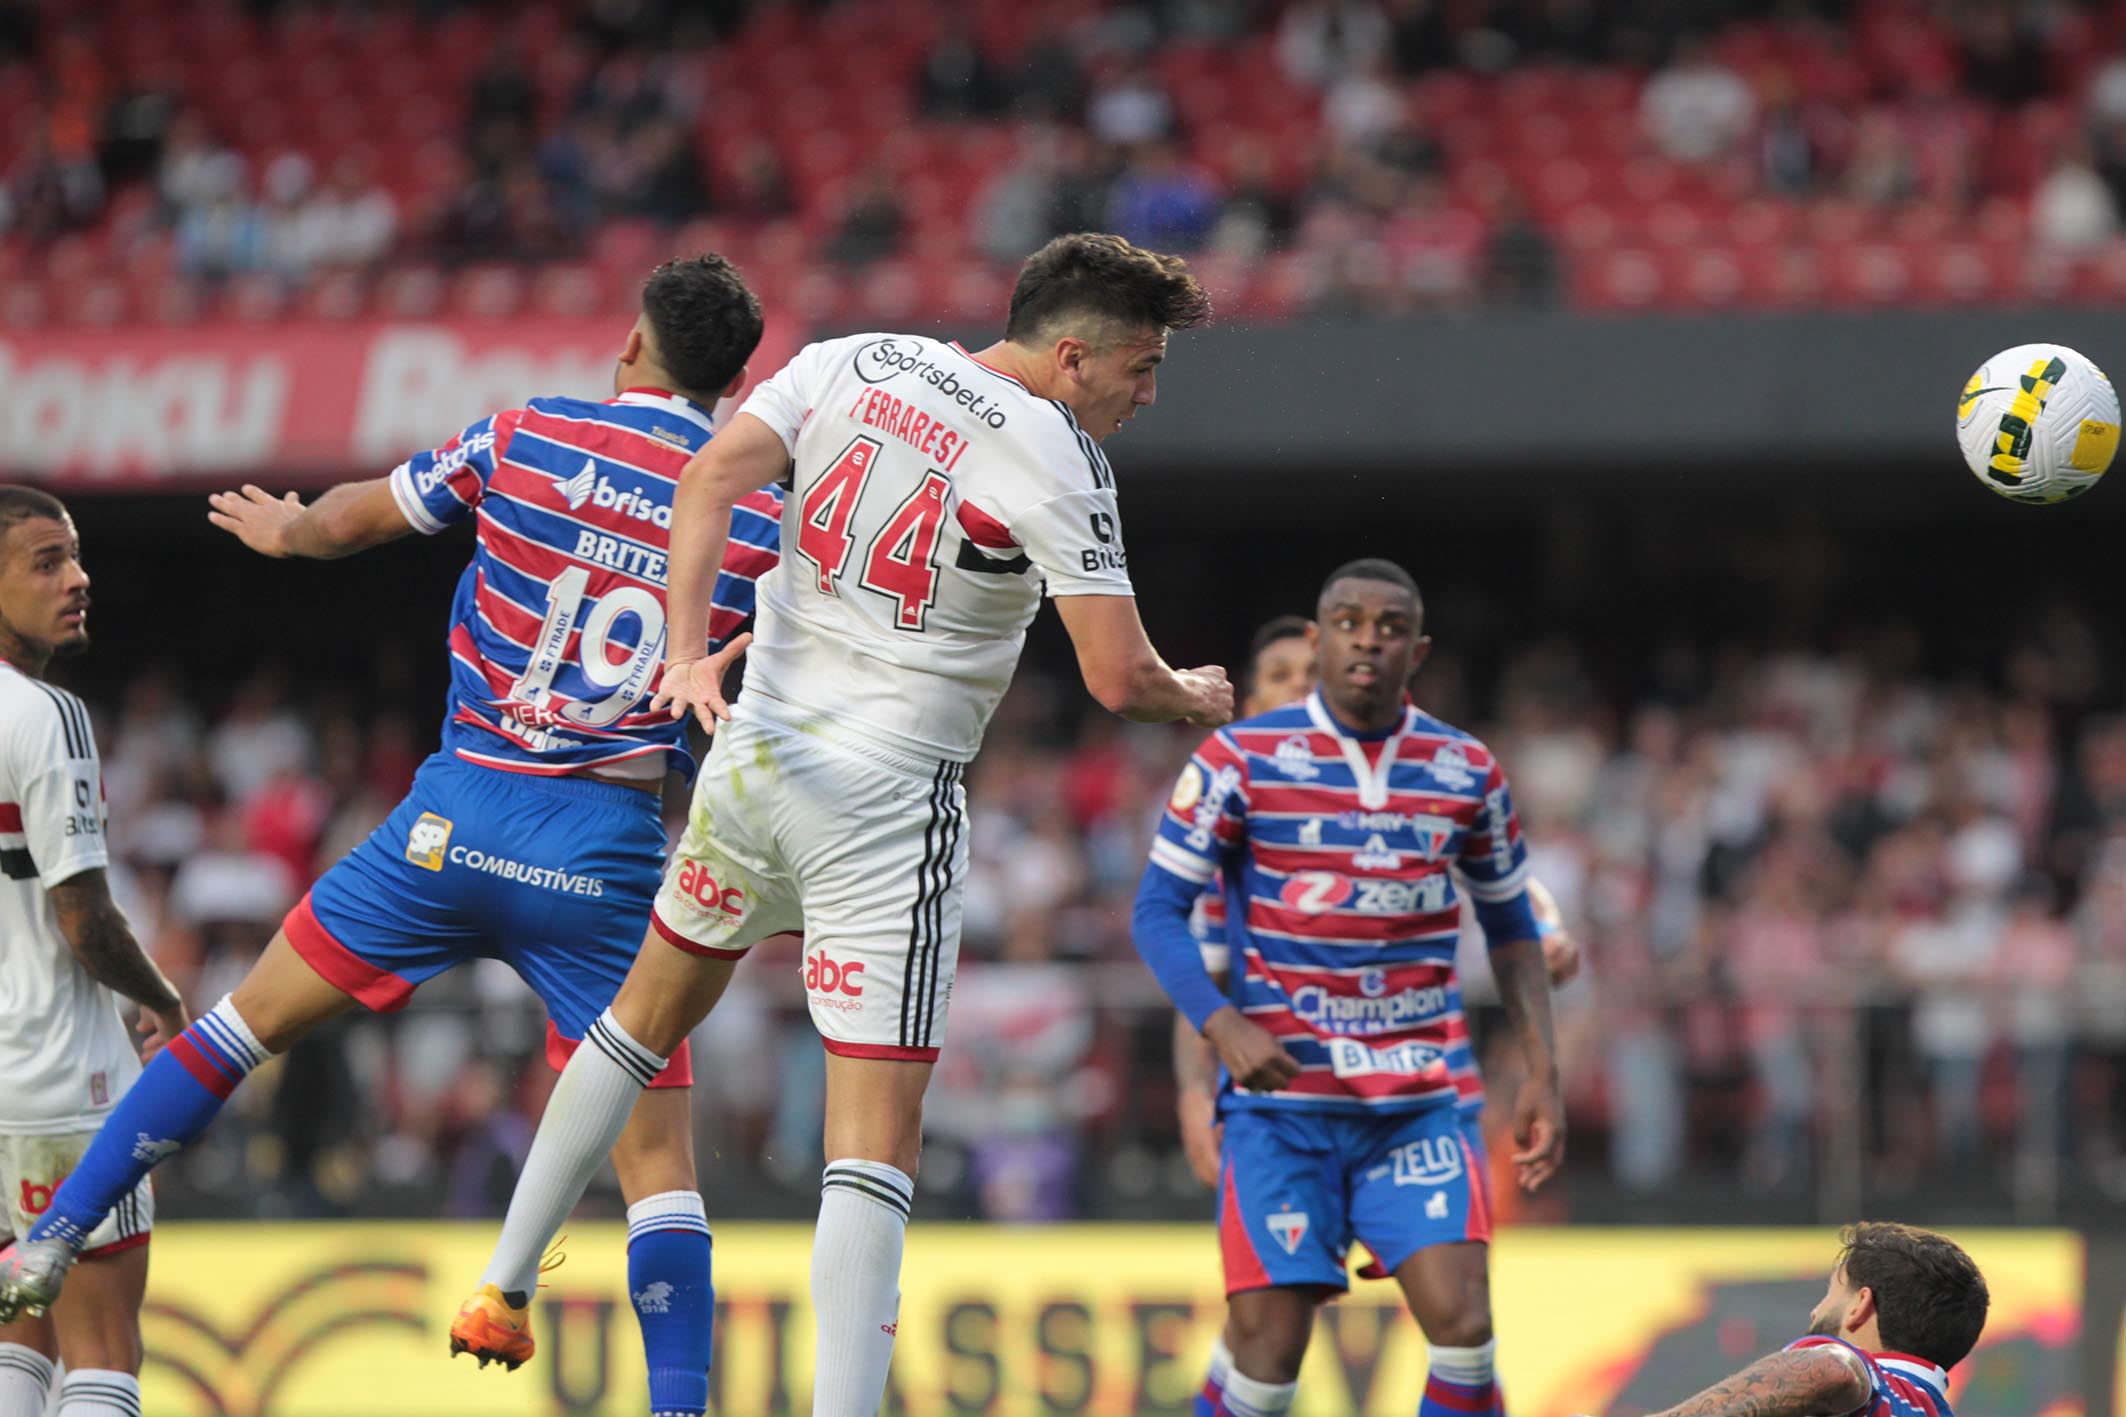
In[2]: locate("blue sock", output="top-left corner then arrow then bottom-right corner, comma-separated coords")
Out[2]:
627,1189 -> 713,1417
27,996 -> 266,1251
1196,1332 -> 1233,1416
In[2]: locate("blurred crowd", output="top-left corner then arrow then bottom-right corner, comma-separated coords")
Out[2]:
7,0 -> 2126,318
71,600 -> 2126,1225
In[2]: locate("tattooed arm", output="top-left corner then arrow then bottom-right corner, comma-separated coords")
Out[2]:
48,868 -> 189,1056
1649,1344 -> 1873,1417
1490,935 -> 1565,1190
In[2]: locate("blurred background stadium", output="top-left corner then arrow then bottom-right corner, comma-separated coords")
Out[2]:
8,0 -> 2126,1411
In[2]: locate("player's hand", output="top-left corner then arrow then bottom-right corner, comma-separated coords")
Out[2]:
1178,1087 -> 1223,1188
1542,928 -> 1581,987
652,632 -> 751,730
207,485 -> 305,557
1511,1072 -> 1566,1192
1202,1007 -> 1300,1093
137,1001 -> 190,1062
1179,666 -> 1234,728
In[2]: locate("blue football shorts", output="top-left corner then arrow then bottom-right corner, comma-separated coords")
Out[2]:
1216,1104 -> 1492,1295
286,751 -> 690,1084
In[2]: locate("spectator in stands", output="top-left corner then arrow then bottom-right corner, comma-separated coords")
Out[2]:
1086,58 -> 1175,147
174,151 -> 262,280
1640,33 -> 1756,165
1207,139 -> 1293,257
723,137 -> 795,222
1008,18 -> 1089,123
1479,188 -> 1560,308
97,65 -> 181,187
5,115 -> 104,243
2032,142 -> 2119,252
616,114 -> 712,225
918,19 -> 1005,119
1843,112 -> 1918,207
1105,137 -> 1222,252
307,154 -> 397,270
1384,0 -> 1454,76
1324,51 -> 1406,151
1278,0 -> 1391,88
824,163 -> 906,266
975,127 -> 1066,265
156,109 -> 233,222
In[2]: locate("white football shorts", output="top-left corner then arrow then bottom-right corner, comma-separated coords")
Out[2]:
651,699 -> 967,1061
0,1130 -> 153,1257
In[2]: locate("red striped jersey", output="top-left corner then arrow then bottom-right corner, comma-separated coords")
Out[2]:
1150,690 -> 1531,1113
1783,1338 -> 1957,1417
387,388 -> 782,778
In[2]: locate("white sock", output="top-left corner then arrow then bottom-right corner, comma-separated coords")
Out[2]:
1430,1338 -> 1498,1386
481,1009 -> 665,1297
1222,1364 -> 1298,1417
1206,1332 -> 1233,1388
54,1369 -> 140,1417
810,1159 -> 913,1417
0,1344 -> 51,1417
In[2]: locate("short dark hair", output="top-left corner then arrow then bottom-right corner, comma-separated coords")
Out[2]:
1241,614 -> 1311,701
1837,1222 -> 1989,1370
0,485 -> 69,542
1319,558 -> 1420,609
1004,232 -> 1212,345
639,254 -> 764,399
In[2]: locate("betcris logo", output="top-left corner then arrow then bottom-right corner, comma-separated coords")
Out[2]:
560,458 -> 671,527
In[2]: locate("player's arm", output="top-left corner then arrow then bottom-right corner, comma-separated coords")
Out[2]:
1054,595 -> 1231,725
46,868 -> 187,1054
1461,762 -> 1565,1190
1643,1343 -> 1872,1417
1173,983 -> 1225,1187
654,411 -> 790,724
207,477 -> 415,559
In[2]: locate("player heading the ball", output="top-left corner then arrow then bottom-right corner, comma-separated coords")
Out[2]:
471,232 -> 1233,1417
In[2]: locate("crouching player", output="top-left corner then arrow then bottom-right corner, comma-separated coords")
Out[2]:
1134,558 -> 1564,1417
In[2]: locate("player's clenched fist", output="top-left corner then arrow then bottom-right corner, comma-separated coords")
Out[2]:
1202,1006 -> 1301,1092
1179,665 -> 1234,727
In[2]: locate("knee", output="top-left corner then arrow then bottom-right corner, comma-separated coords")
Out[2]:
1426,1312 -> 1495,1350
1224,1306 -> 1309,1384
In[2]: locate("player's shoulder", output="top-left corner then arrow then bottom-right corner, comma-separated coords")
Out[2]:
1403,707 -> 1499,770
1199,701 -> 1312,765
0,664 -> 92,759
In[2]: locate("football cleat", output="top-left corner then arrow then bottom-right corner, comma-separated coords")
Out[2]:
448,1239 -> 564,1371
0,1239 -> 76,1322
449,1284 -> 534,1371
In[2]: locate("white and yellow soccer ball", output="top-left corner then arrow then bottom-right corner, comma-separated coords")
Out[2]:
1957,343 -> 2120,504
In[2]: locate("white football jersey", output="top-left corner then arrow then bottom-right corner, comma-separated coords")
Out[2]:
738,333 -> 1134,760
0,661 -> 139,1133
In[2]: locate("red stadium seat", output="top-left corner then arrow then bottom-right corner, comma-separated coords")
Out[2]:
0,281 -> 48,330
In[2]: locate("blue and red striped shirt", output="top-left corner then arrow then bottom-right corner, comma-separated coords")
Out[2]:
1141,690 -> 1536,1114
387,388 -> 782,779
1784,1337 -> 1958,1417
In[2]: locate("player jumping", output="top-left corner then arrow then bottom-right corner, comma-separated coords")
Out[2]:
1135,558 -> 1564,1417
0,486 -> 188,1417
466,232 -> 1233,1417
1598,1221 -> 1988,1417
0,258 -> 775,1417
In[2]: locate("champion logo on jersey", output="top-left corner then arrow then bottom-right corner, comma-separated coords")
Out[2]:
1274,735 -> 1320,780
1267,1208 -> 1310,1254
560,460 -> 598,509
1298,817 -> 1324,846
1426,1190 -> 1450,1219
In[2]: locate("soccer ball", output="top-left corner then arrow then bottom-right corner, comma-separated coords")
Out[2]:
1956,343 -> 2120,504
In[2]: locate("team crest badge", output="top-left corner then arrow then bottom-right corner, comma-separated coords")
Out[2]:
1170,764 -> 1204,813
1267,1209 -> 1310,1255
405,812 -> 453,871
1274,735 -> 1320,780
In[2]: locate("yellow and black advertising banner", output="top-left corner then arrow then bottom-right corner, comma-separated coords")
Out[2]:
131,1224 -> 2080,1417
